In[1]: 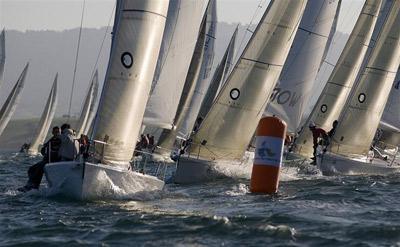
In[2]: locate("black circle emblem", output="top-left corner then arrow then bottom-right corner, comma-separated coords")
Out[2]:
358,93 -> 366,103
320,104 -> 328,113
121,52 -> 133,68
230,88 -> 240,100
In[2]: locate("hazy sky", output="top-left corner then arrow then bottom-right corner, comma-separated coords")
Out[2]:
1,0 -> 364,33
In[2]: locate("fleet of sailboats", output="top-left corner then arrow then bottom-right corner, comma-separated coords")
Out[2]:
318,0 -> 400,175
0,0 -> 399,199
175,0 -> 308,183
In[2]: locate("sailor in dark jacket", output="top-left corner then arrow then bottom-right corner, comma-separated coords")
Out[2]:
19,126 -> 62,192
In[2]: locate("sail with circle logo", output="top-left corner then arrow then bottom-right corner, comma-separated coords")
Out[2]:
187,0 -> 308,160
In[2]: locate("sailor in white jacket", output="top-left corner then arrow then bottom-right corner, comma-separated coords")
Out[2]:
59,123 -> 79,161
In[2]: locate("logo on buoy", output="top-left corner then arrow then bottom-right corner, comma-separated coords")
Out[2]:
254,136 -> 283,167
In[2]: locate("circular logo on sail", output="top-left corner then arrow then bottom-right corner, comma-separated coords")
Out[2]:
121,52 -> 133,68
320,104 -> 328,113
358,93 -> 366,103
230,88 -> 240,100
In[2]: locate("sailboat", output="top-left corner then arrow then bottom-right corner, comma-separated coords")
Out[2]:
0,29 -> 5,88
155,8 -> 209,156
318,0 -> 400,176
44,0 -> 169,199
75,70 -> 99,137
379,68 -> 400,147
0,63 -> 29,137
143,0 -> 208,130
197,26 -> 238,123
293,0 -> 383,159
178,0 -> 217,138
174,0 -> 308,184
27,74 -> 58,155
265,0 -> 341,134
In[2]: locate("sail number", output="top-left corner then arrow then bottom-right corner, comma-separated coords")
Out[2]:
270,88 -> 301,107
358,93 -> 366,103
230,88 -> 240,100
121,52 -> 133,68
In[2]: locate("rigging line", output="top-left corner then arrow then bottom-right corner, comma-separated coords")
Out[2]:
90,2 -> 116,80
234,0 -> 268,63
67,0 -> 86,120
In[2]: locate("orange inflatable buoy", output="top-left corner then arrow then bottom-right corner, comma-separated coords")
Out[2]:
250,116 -> 287,194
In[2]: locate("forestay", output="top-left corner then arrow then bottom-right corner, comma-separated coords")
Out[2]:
196,26 -> 238,127
143,0 -> 208,129
0,63 -> 29,137
188,0 -> 308,160
266,0 -> 341,134
75,70 -> 99,137
28,75 -> 58,154
331,1 -> 400,155
294,0 -> 382,157
179,0 -> 217,137
92,0 -> 169,166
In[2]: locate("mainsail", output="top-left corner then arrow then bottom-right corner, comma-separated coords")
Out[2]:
187,0 -> 308,160
28,75 -> 58,154
178,0 -> 217,137
92,0 -> 169,165
0,63 -> 29,137
0,29 -> 5,88
143,0 -> 208,129
196,26 -> 238,128
331,1 -> 400,155
75,70 -> 99,137
294,0 -> 382,157
266,0 -> 341,133
155,12 -> 208,153
381,67 -> 400,130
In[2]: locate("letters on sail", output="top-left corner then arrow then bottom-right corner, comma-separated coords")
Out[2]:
266,0 -> 341,134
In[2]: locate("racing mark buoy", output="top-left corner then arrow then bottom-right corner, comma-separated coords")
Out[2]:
250,116 -> 287,194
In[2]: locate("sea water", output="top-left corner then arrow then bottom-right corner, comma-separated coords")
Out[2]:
1,151 -> 400,246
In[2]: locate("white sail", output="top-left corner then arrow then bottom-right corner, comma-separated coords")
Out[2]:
381,68 -> 400,129
143,0 -> 208,129
178,0 -> 217,137
197,26 -> 238,122
76,70 -> 99,137
28,75 -> 58,154
331,1 -> 400,155
92,0 -> 169,166
294,0 -> 382,157
156,13 -> 208,152
187,0 -> 308,160
0,63 -> 29,137
0,29 -> 5,88
266,0 -> 341,134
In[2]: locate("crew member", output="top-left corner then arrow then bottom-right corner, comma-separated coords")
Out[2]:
309,122 -> 329,162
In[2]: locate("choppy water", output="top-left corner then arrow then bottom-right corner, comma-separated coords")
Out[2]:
1,151 -> 400,246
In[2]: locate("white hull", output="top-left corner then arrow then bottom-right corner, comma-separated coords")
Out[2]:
44,161 -> 164,200
317,152 -> 400,176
